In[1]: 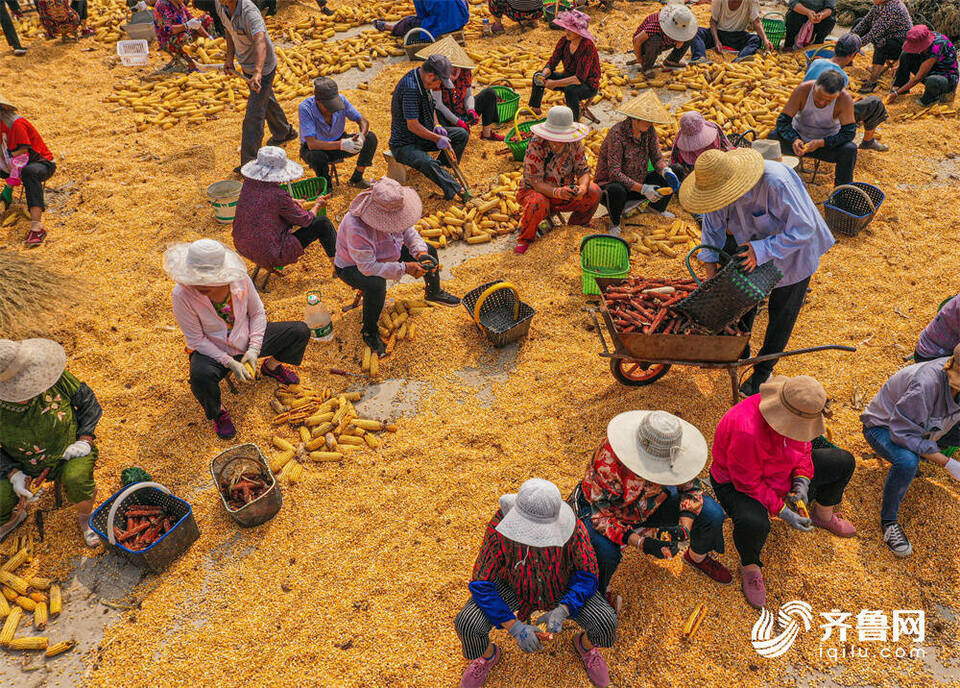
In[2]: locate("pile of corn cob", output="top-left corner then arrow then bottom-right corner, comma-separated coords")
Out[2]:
0,549 -> 73,657
622,219 -> 701,259
415,172 -> 522,248
362,298 -> 436,377
269,386 -> 396,477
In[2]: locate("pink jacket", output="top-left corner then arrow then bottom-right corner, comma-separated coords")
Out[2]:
171,277 -> 266,367
710,395 -> 814,515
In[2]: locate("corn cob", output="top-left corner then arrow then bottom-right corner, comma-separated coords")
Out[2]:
299,426 -> 312,444
0,549 -> 28,572
337,435 -> 364,446
0,606 -> 22,645
0,571 -> 29,595
308,451 -> 343,462
34,602 -> 47,630
45,639 -> 76,657
272,436 -> 295,452
15,596 -> 36,612
8,636 -> 48,650
269,450 -> 295,473
363,433 -> 381,449
0,592 -> 9,618
1,587 -> 15,602
27,577 -> 51,591
28,591 -> 47,604
351,419 -> 385,432
49,585 -> 61,617
682,604 -> 706,640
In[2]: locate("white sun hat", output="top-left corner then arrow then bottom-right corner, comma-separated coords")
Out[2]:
163,239 -> 248,287
606,410 -> 708,485
240,145 -> 304,184
496,478 -> 576,548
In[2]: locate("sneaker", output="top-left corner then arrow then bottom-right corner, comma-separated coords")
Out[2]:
81,522 -> 100,547
811,510 -> 857,537
459,644 -> 501,688
425,287 -> 461,307
573,633 -> 610,687
882,522 -> 912,557
363,330 -> 386,357
690,55 -> 710,65
607,224 -> 621,237
25,229 -> 47,247
683,549 -> 733,584
732,53 -> 755,63
741,567 -> 766,609
859,81 -> 878,94
739,375 -> 762,398
480,131 -> 505,142
859,138 -> 888,152
349,175 -> 371,189
214,409 -> 237,440
13,48 -> 26,56
663,60 -> 686,70
266,129 -> 298,147
233,165 -> 243,176
261,363 -> 299,385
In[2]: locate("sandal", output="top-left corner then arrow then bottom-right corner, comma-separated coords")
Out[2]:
481,131 -> 505,142
25,228 -> 47,247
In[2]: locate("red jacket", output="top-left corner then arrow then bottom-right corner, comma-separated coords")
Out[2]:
710,395 -> 814,515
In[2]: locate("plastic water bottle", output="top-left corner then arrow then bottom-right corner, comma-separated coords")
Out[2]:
304,291 -> 333,341
482,17 -> 491,36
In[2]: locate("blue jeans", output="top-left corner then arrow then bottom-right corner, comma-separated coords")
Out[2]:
690,28 -> 762,60
391,127 -> 469,200
577,485 -> 726,594
864,426 -> 919,523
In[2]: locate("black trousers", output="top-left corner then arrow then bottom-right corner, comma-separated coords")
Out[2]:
528,71 -> 597,122
774,136 -> 857,186
18,159 -> 56,210
70,0 -> 86,21
893,52 -> 958,105
872,35 -> 904,65
193,0 -> 223,35
292,214 -> 337,258
783,9 -> 835,50
335,245 -> 438,337
439,88 -> 500,129
601,171 -> 670,225
189,321 -> 310,419
1,0 -> 22,49
711,447 -> 855,567
299,132 -> 378,185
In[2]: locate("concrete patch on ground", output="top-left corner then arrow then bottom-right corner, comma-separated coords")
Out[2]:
355,377 -> 432,420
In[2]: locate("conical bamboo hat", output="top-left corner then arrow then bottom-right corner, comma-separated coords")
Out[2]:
415,35 -> 476,70
615,90 -> 673,124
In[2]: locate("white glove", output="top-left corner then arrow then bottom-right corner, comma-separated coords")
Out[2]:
241,347 -> 260,368
62,440 -> 92,460
227,358 -> 254,383
186,16 -> 201,29
946,458 -> 960,481
339,137 -> 362,154
134,0 -> 148,9
640,184 -> 664,202
9,471 -> 33,501
354,133 -> 365,148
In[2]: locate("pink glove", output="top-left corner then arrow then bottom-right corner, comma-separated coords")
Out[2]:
6,154 -> 28,187
456,118 -> 469,129
467,109 -> 480,124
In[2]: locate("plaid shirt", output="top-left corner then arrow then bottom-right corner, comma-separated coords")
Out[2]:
634,11 -> 664,41
581,440 -> 704,546
521,135 -> 590,191
439,68 -> 473,118
595,119 -> 666,187
545,36 -> 601,91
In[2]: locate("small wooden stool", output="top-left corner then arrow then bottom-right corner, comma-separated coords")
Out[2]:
329,163 -> 340,188
383,150 -> 413,183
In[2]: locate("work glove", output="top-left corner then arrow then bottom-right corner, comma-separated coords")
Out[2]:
536,605 -> 570,634
467,109 -> 479,124
186,16 -> 201,29
241,347 -> 260,368
62,440 -> 92,461
339,137 -> 362,154
508,621 -> 542,653
641,536 -> 680,559
6,154 -> 28,187
654,524 -> 690,543
663,168 -> 680,192
790,476 -> 810,505
456,118 -> 469,129
436,136 -> 452,151
227,358 -> 254,383
640,184 -> 663,202
779,504 -> 813,532
9,471 -> 33,501
433,125 -> 448,137
354,132 -> 365,148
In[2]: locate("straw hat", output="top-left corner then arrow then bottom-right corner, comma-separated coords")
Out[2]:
0,339 -> 66,403
659,3 -> 698,43
163,239 -> 248,287
530,106 -> 588,143
0,94 -> 15,111
240,146 -> 304,184
758,375 -> 827,442
678,148 -> 764,214
616,90 -> 672,125
553,9 -> 595,43
415,35 -> 475,70
348,177 -> 422,235
496,478 -> 576,548
607,410 -> 707,485
751,139 -> 799,170
944,343 -> 960,389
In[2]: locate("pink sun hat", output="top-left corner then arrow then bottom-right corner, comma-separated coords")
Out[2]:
902,25 -> 935,54
676,112 -> 720,152
554,9 -> 595,43
348,177 -> 423,234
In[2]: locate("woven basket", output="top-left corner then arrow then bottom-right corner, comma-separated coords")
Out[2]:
676,244 -> 783,334
89,482 -> 200,573
761,13 -> 785,49
210,444 -> 282,527
729,129 -> 757,148
580,234 -> 630,296
286,176 -> 329,215
823,182 -> 884,237
462,280 -> 535,347
490,82 -> 520,124
505,107 -> 544,162
543,0 -> 573,21
403,27 -> 436,60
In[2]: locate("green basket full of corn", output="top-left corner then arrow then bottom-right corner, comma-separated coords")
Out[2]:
286,176 -> 329,215
505,107 -> 544,162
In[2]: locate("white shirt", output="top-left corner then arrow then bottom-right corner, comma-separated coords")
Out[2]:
711,0 -> 760,32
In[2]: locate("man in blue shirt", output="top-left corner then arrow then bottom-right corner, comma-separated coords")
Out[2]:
679,148 -> 835,396
389,54 -> 469,201
299,77 -> 377,190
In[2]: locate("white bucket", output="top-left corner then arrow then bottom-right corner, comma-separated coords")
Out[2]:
207,181 -> 242,224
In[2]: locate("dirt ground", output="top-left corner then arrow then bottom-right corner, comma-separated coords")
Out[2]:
3,0 -> 960,686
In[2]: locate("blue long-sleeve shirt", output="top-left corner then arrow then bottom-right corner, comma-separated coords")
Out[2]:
414,0 -> 469,39
699,160 -> 835,288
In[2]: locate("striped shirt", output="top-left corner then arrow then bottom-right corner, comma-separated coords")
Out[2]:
389,67 -> 435,149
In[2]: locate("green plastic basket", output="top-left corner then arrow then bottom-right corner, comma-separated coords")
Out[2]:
491,84 -> 520,124
506,107 -> 544,162
761,13 -> 785,50
286,176 -> 329,216
580,234 -> 630,296
543,0 -> 572,21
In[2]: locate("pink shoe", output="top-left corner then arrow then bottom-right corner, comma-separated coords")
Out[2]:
741,567 -> 766,609
811,510 -> 857,537
261,363 -> 299,385
25,228 -> 47,247
460,644 -> 501,688
214,409 -> 236,440
513,242 -> 529,254
573,633 -> 610,687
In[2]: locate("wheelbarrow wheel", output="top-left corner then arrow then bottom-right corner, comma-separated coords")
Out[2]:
610,358 -> 670,386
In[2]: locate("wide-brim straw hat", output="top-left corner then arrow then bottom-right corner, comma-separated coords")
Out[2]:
617,90 -> 673,125
415,35 -> 476,70
553,9 -> 596,43
944,344 -> 960,389
758,375 -> 827,442
0,338 -> 66,403
0,94 -> 15,111
607,410 -> 707,485
496,478 -> 576,548
240,145 -> 304,183
659,3 -> 698,43
163,239 -> 249,287
678,148 -> 765,214
348,177 -> 422,235
530,105 -> 589,143
751,139 -> 799,170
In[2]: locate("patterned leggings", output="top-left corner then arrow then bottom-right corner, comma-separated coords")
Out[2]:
517,183 -> 602,242
488,0 -> 541,23
454,580 -> 618,660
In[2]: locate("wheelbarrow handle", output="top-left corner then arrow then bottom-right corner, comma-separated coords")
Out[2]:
739,344 -> 856,367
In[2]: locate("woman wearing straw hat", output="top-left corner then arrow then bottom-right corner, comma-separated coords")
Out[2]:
632,3 -> 699,75
574,411 -> 731,606
0,95 -> 57,247
595,91 -> 682,236
528,10 -> 601,122
669,111 -> 734,182
334,178 -> 459,356
0,338 -> 101,546
862,344 -> 960,558
417,36 -> 505,142
164,239 -> 311,440
515,106 -> 601,254
454,478 -> 617,688
711,375 -> 856,608
679,148 -> 834,397
232,146 -> 337,284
